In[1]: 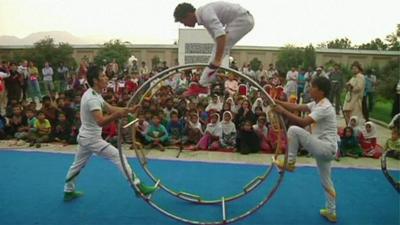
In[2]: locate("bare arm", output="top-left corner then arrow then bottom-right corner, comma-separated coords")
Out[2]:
213,35 -> 227,66
273,105 -> 315,127
275,99 -> 310,113
92,103 -> 140,127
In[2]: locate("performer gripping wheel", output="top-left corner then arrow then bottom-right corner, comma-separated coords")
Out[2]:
272,76 -> 338,223
63,65 -> 157,202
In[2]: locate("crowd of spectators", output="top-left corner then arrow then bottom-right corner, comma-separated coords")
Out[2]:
0,57 -> 398,160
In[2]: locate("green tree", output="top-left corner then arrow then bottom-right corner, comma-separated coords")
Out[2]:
358,38 -> 388,50
386,24 -> 400,51
94,39 -> 130,68
321,38 -> 353,49
249,57 -> 262,71
303,44 -> 316,69
25,37 -> 76,70
151,56 -> 160,70
276,45 -> 303,72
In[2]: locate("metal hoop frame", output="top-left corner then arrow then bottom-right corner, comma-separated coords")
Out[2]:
117,64 -> 288,224
381,150 -> 400,193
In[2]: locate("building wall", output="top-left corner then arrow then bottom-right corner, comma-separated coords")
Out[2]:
0,44 -> 398,70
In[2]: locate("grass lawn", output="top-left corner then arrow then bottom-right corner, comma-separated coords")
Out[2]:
370,98 -> 393,124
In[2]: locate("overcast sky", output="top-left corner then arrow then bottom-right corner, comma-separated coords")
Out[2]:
1,0 -> 399,46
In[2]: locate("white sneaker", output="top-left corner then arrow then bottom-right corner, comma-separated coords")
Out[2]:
199,66 -> 218,86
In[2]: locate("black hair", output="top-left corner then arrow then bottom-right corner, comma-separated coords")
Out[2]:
87,64 -> 102,87
42,96 -> 51,102
174,3 -> 195,22
311,76 -> 331,97
170,111 -> 179,117
343,126 -> 354,136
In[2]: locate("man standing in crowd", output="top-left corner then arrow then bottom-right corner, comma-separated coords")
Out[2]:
329,64 -> 343,115
42,62 -> 54,96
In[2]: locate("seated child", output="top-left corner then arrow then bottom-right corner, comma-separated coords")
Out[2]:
145,114 -> 169,151
184,111 -> 203,145
266,111 -> 287,153
253,116 -> 273,153
134,113 -> 149,145
167,111 -> 184,145
196,113 -> 222,150
359,121 -> 382,158
348,116 -> 362,138
220,111 -> 236,150
237,120 -> 260,154
27,111 -> 51,148
384,119 -> 400,160
53,112 -> 72,144
339,127 -> 363,158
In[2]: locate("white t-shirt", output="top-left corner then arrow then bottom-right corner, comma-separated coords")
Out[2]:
79,88 -> 106,138
196,1 -> 248,39
307,98 -> 338,148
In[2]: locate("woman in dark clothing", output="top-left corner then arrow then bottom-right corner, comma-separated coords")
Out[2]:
236,120 -> 261,154
234,99 -> 255,128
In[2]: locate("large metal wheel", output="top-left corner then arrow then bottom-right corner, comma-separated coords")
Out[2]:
117,64 -> 288,224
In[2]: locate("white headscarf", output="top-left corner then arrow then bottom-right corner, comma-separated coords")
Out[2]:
225,97 -> 236,112
362,121 -> 377,139
205,113 -> 222,137
252,97 -> 266,112
206,96 -> 223,112
221,111 -> 236,134
188,113 -> 203,134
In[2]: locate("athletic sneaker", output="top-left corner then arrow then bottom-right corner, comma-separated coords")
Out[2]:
64,191 -> 84,202
320,208 -> 337,223
273,158 -> 296,172
137,182 -> 158,196
199,65 -> 218,85
183,84 -> 208,97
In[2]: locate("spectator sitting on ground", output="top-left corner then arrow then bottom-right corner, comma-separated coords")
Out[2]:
52,112 -> 72,145
220,111 -> 236,150
167,111 -> 184,145
145,114 -> 169,151
359,122 -> 382,159
183,111 -> 203,145
253,116 -> 273,153
195,113 -> 222,151
27,111 -> 51,148
237,120 -> 260,154
347,116 -> 362,138
384,125 -> 400,160
339,127 -> 363,158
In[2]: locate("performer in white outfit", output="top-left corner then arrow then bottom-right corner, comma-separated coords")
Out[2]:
174,1 -> 254,96
272,76 -> 338,223
63,65 -> 157,201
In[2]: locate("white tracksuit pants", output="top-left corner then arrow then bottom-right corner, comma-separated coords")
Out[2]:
199,12 -> 255,86
287,126 -> 337,213
64,136 -> 133,192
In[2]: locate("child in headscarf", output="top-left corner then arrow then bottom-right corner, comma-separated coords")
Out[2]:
184,111 -> 203,145
205,94 -> 223,112
339,126 -> 363,158
348,116 -> 362,138
253,116 -> 273,153
237,120 -> 260,154
359,122 -> 382,158
221,111 -> 237,150
196,113 -> 222,150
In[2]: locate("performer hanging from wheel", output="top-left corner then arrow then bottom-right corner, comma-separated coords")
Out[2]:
63,65 -> 157,201
272,76 -> 338,223
173,1 -> 254,96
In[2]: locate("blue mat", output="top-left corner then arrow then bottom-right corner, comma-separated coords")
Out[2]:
0,150 -> 398,225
